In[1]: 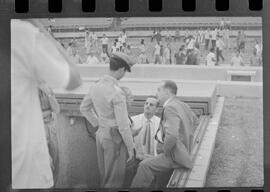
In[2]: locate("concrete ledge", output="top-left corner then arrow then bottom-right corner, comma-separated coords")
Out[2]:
81,77 -> 263,98
185,97 -> 225,187
77,65 -> 263,82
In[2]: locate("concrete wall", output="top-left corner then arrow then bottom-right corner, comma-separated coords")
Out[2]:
77,65 -> 263,82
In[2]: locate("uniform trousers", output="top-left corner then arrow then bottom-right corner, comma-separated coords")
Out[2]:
96,128 -> 127,188
131,153 -> 178,188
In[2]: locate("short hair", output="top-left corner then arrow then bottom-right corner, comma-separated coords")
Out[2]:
109,57 -> 129,72
162,80 -> 178,95
146,96 -> 159,107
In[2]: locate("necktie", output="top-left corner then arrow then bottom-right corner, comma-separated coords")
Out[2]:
143,119 -> 152,154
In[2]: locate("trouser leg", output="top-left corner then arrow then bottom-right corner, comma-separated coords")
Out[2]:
103,140 -> 127,188
131,154 -> 177,188
96,133 -> 105,187
45,121 -> 59,186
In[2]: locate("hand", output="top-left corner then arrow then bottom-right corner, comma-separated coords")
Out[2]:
126,149 -> 135,163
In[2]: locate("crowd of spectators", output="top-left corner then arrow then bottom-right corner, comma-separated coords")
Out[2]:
54,21 -> 262,67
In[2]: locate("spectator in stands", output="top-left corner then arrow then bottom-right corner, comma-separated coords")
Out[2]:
118,33 -> 125,51
101,34 -> 109,56
198,28 -> 204,44
71,50 -> 82,64
204,28 -> 211,50
100,49 -> 110,64
66,42 -> 74,57
174,45 -> 186,65
92,32 -> 98,49
125,45 -> 132,55
156,30 -> 162,44
122,29 -> 128,47
116,38 -> 122,52
239,31 -> 246,52
139,39 -> 148,64
174,28 -> 180,42
254,40 -> 262,57
220,18 -> 225,30
206,48 -> 216,66
85,30 -> 89,49
230,50 -> 244,67
223,28 -> 230,50
154,41 -> 161,64
71,37 -> 77,47
187,36 -> 195,54
250,48 -> 262,66
164,29 -> 170,42
164,44 -> 171,64
186,48 -> 199,65
211,28 -> 217,49
151,29 -> 157,42
216,35 -> 225,65
111,41 -> 117,54
160,45 -> 165,64
139,49 -> 149,64
139,39 -> 146,53
86,51 -> 99,65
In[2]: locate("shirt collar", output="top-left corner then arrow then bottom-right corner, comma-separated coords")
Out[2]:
163,96 -> 175,108
103,75 -> 118,85
143,114 -> 154,122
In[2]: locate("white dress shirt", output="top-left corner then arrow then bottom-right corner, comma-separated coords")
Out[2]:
131,114 -> 160,159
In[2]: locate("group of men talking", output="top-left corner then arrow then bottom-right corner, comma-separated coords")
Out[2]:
11,19 -> 198,189
80,52 -> 198,188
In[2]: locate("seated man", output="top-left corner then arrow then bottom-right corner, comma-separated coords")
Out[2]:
131,80 -> 198,188
124,96 -> 160,187
132,97 -> 160,160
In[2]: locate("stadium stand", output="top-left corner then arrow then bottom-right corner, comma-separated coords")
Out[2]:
120,17 -> 262,30
39,18 -> 114,32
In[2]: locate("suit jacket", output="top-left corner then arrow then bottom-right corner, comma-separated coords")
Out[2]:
157,96 -> 198,169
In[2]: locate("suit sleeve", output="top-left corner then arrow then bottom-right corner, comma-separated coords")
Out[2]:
163,106 -> 179,154
80,89 -> 99,128
112,92 -> 135,153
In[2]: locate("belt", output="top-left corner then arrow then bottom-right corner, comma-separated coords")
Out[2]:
98,117 -> 118,128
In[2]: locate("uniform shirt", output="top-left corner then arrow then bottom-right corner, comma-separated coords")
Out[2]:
206,52 -> 216,66
11,19 -> 73,188
131,114 -> 160,159
80,75 -> 135,153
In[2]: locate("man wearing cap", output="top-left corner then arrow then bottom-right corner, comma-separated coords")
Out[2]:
80,52 -> 136,187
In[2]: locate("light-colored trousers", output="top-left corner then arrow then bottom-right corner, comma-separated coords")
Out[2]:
96,128 -> 127,188
131,153 -> 178,188
44,120 -> 59,186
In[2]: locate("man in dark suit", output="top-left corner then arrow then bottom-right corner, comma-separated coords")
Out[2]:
131,80 -> 198,187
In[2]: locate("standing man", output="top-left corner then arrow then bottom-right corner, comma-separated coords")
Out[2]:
80,52 -> 136,188
101,34 -> 109,56
216,35 -> 225,65
38,82 -> 61,186
131,80 -> 198,187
